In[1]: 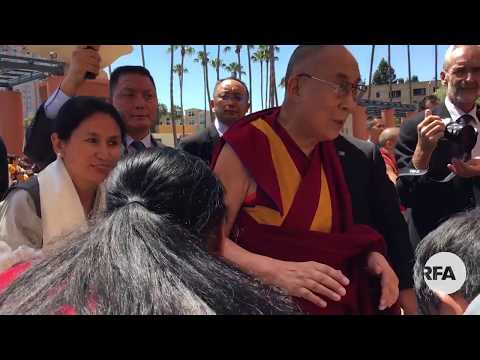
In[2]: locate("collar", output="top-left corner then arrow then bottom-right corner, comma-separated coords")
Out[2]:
445,96 -> 478,123
125,133 -> 152,148
464,293 -> 480,315
214,118 -> 229,137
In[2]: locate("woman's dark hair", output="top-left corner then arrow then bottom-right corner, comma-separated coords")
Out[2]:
54,96 -> 126,141
0,148 -> 298,314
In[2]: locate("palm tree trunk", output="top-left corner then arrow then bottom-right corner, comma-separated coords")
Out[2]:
247,46 -> 252,113
265,58 -> 269,108
204,70 -> 207,129
140,45 -> 146,67
178,73 -> 184,137
407,45 -> 412,104
203,45 -> 214,124
269,46 -> 275,107
180,53 -> 185,137
216,45 -> 220,81
237,48 -> 242,80
388,45 -> 392,101
170,46 -> 177,147
435,45 -> 438,85
260,61 -> 264,109
368,45 -> 375,100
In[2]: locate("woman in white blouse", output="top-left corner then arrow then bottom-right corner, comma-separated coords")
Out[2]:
0,96 -> 124,253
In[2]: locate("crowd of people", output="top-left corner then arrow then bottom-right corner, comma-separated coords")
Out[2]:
0,44 -> 479,315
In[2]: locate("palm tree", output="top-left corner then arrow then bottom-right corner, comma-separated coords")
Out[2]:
140,45 -> 146,67
407,45 -> 412,104
179,46 -> 194,134
223,62 -> 245,79
213,45 -> 222,81
251,49 -> 265,109
210,58 -> 224,82
235,45 -> 243,80
167,45 -> 179,146
368,45 -> 375,100
246,45 -> 255,112
268,46 -> 280,107
434,45 -> 438,84
173,64 -> 189,136
195,48 -> 213,125
388,45 -> 392,101
260,46 -> 269,107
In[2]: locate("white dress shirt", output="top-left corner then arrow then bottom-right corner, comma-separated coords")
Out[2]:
214,118 -> 229,137
444,96 -> 480,158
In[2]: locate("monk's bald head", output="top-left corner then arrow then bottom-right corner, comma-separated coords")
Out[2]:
284,45 -> 357,86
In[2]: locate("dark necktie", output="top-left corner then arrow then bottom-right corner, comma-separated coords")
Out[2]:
456,114 -> 477,161
131,140 -> 146,152
458,114 -> 475,125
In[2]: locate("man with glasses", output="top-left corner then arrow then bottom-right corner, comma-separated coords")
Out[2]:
396,45 -> 480,247
212,45 -> 415,314
178,77 -> 250,165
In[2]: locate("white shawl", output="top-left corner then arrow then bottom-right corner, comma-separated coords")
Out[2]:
37,157 -> 105,248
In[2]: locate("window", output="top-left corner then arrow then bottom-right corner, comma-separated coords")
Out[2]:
390,90 -> 401,98
413,88 -> 426,96
376,92 -> 380,98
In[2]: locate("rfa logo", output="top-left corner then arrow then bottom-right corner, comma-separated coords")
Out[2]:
424,252 -> 467,294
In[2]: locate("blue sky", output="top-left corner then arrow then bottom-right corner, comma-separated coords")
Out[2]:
109,45 -> 450,113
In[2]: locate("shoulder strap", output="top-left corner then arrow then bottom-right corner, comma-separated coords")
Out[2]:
3,176 -> 41,218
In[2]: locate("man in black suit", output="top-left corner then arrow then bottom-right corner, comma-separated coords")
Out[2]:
0,136 -> 8,197
396,45 -> 480,247
24,45 -> 161,169
213,45 -> 416,314
177,77 -> 250,165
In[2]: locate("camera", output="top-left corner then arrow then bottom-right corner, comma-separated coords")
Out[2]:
444,118 -> 478,160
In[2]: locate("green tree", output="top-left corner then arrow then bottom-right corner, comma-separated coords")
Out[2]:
397,78 -> 405,84
223,62 -> 246,79
251,49 -> 265,109
195,48 -> 214,125
372,58 -> 397,85
173,64 -> 189,136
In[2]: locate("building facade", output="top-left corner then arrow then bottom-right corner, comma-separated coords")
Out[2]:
362,80 -> 441,107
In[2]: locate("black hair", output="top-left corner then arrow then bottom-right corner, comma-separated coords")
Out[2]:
109,65 -> 156,97
0,148 -> 299,314
213,77 -> 250,101
417,95 -> 440,112
54,96 -> 126,141
414,208 -> 480,314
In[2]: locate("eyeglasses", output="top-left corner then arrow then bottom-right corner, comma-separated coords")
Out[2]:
297,73 -> 367,102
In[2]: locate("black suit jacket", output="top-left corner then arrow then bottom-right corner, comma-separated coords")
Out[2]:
24,102 -> 161,168
395,102 -> 480,243
334,135 -> 413,290
177,125 -> 220,165
0,136 -> 8,197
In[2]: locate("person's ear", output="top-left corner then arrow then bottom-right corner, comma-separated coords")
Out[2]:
51,133 -> 64,157
440,71 -> 448,87
209,99 -> 215,111
434,290 -> 465,315
286,76 -> 301,99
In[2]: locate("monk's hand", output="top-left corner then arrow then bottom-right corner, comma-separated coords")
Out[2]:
269,261 -> 350,308
366,251 -> 399,311
447,158 -> 480,178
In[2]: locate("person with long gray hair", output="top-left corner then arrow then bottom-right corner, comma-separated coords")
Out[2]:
0,147 -> 299,315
